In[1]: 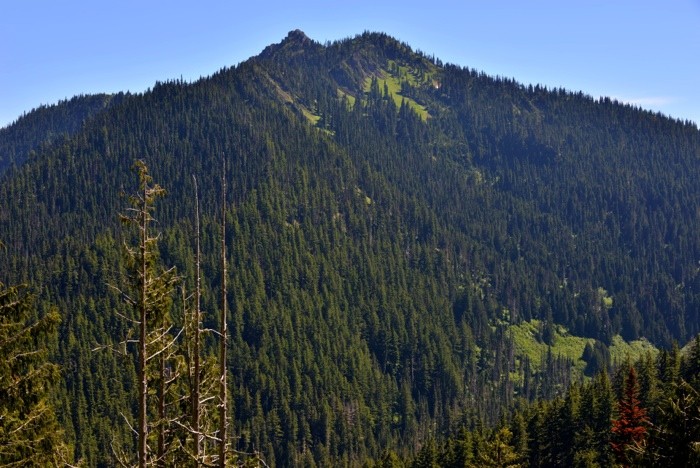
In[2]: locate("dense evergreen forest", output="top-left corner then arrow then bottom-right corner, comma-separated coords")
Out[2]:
0,93 -> 120,175
1,30 -> 700,466
374,340 -> 700,467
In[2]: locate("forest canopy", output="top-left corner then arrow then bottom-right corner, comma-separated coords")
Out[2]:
1,30 -> 699,466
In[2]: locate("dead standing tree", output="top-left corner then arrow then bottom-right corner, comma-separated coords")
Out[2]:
219,157 -> 229,467
118,160 -> 179,467
180,175 -> 221,465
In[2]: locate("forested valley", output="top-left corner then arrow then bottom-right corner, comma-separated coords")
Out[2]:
1,30 -> 700,466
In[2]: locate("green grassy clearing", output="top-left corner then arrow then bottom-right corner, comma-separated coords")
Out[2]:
608,334 -> 658,365
362,71 -> 430,121
300,106 -> 321,124
337,89 -> 356,108
508,319 -> 658,380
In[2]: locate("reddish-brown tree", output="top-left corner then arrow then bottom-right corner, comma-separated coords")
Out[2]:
611,366 -> 650,466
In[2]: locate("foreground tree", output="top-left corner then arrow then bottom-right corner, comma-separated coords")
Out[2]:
219,158 -> 229,467
476,427 -> 522,467
646,379 -> 700,465
611,367 -> 649,466
0,280 -> 71,465
180,176 -> 221,464
118,161 -> 178,467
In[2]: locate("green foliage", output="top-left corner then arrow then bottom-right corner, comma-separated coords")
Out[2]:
475,427 -> 521,467
609,335 -> 658,367
0,29 -> 699,465
362,72 -> 429,121
112,161 -> 181,466
509,319 -> 592,375
0,93 -> 117,175
509,319 -> 658,382
0,282 -> 71,465
382,339 -> 700,467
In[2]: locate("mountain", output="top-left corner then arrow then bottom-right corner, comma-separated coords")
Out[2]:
0,93 -> 121,175
1,30 -> 699,466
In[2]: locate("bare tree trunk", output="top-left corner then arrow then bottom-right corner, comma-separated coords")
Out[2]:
192,175 -> 202,464
219,158 -> 228,467
157,351 -> 165,467
120,161 -> 170,467
139,178 -> 149,468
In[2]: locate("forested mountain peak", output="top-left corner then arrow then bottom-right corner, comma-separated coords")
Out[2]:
281,28 -> 314,47
258,28 -> 320,60
2,30 -> 700,466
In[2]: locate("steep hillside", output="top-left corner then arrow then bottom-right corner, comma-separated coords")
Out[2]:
0,93 -> 120,175
1,30 -> 699,465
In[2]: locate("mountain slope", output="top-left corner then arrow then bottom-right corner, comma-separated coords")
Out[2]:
0,93 -> 120,176
0,30 -> 699,465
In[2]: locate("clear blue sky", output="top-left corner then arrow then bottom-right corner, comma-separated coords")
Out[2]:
2,1 -> 699,129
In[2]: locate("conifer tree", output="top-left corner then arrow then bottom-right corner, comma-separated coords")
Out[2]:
475,427 -> 521,467
118,160 -> 178,467
611,366 -> 649,466
648,379 -> 700,465
0,281 -> 71,465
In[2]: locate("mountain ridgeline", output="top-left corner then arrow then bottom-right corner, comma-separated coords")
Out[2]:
0,93 -> 121,175
1,30 -> 699,465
